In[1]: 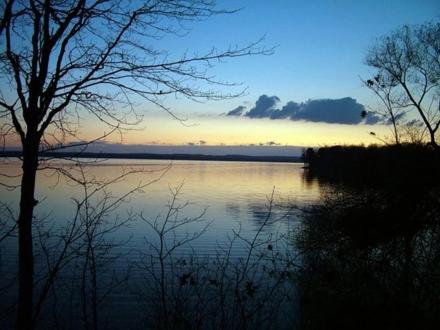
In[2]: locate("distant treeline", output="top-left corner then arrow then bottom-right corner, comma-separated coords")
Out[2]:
0,151 -> 302,163
303,144 -> 440,185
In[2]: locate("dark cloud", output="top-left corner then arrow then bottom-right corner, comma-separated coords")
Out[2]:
365,113 -> 382,125
270,101 -> 301,119
292,98 -> 365,124
384,112 -> 406,125
406,119 -> 424,127
364,111 -> 407,125
394,112 -> 406,122
244,95 -> 280,118
228,95 -> 374,125
226,105 -> 246,116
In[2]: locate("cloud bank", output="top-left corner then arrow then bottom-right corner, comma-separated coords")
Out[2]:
229,95 -> 380,125
244,95 -> 280,118
226,105 -> 246,116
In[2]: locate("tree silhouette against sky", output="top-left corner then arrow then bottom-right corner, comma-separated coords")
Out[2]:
0,1 -> 270,328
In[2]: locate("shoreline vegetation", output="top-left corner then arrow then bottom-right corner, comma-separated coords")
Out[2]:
0,151 -> 302,163
303,143 -> 440,184
298,143 -> 440,329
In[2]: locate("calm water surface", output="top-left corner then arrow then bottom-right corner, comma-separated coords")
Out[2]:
0,159 -> 320,328
1,159 -> 319,253
2,159 -> 435,330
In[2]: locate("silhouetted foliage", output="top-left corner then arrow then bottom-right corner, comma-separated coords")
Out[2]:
295,173 -> 440,330
137,187 -> 297,330
365,22 -> 440,148
301,148 -> 315,165
306,144 -> 440,187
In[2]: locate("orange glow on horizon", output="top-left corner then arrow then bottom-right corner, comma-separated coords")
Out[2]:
3,116 -> 392,149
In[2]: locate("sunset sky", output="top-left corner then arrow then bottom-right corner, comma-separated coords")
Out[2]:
3,0 -> 440,155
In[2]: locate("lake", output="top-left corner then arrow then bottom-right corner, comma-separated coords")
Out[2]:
0,159 -> 319,329
0,159 -> 319,253
2,158 -> 440,329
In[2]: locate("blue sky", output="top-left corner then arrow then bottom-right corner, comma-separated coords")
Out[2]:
3,0 -> 440,154
80,0 -> 436,154
154,0 -> 439,115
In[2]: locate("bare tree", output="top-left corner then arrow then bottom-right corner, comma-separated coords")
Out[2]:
0,201 -> 16,243
138,187 -> 297,330
139,183 -> 210,329
31,163 -> 168,329
361,75 -> 406,144
365,22 -> 440,148
360,75 -> 429,145
0,1 -> 270,328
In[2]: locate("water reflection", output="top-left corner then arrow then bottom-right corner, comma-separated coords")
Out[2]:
0,160 -> 318,329
5,158 -> 436,329
296,171 -> 440,330
225,203 -> 241,218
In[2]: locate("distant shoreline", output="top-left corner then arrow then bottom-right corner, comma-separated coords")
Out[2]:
0,151 -> 302,164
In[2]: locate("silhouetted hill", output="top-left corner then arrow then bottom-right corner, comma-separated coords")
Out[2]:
0,151 -> 301,163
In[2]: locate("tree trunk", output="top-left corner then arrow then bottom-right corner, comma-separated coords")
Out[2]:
428,130 -> 439,150
390,114 -> 400,145
16,137 -> 39,330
